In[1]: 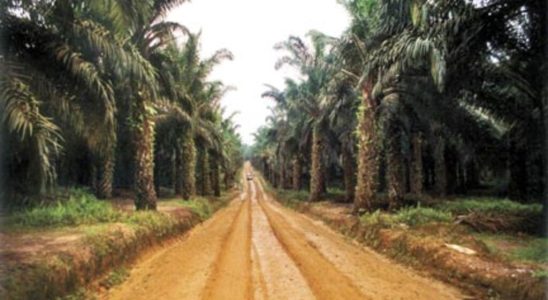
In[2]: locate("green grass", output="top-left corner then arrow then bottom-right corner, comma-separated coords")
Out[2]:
475,233 -> 548,264
276,189 -> 309,202
57,288 -> 94,300
276,187 -> 346,203
511,238 -> 548,263
100,267 -> 129,289
360,206 -> 452,227
162,191 -> 235,220
532,269 -> 548,278
274,189 -> 310,210
126,211 -> 175,235
359,210 -> 396,227
437,198 -> 542,216
394,206 -> 452,226
6,187 -> 228,228
11,191 -> 122,227
178,197 -> 213,220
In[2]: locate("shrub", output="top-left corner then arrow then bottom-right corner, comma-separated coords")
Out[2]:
437,198 -> 542,233
179,197 -> 213,220
126,211 -> 174,236
360,206 -> 452,227
359,210 -> 396,227
512,239 -> 548,263
393,206 -> 452,226
277,189 -> 309,202
438,198 -> 541,216
100,267 -> 129,289
11,191 -> 122,227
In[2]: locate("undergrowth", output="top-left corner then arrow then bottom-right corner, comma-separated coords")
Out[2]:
475,233 -> 548,266
513,239 -> 548,263
437,198 -> 541,216
126,211 -> 175,236
178,197 -> 213,220
360,206 -> 452,227
394,206 -> 453,226
11,192 -> 122,227
276,189 -> 309,202
7,188 -> 224,228
100,267 -> 129,289
437,198 -> 542,234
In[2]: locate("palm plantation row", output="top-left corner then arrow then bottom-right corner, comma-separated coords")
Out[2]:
1,0 -> 243,209
250,0 -> 546,217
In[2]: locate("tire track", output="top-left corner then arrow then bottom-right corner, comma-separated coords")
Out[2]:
249,180 -> 315,300
202,182 -> 253,300
254,179 -> 369,300
254,172 -> 463,300
250,179 -> 269,300
251,241 -> 269,300
105,194 -> 247,300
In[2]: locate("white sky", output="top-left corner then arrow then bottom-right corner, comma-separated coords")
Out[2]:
167,0 -> 350,145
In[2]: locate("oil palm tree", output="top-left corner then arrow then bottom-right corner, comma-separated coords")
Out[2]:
275,34 -> 341,201
221,113 -> 244,190
118,0 -> 190,209
1,0 -> 156,202
155,33 -> 232,199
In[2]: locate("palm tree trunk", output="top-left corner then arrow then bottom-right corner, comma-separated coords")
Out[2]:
174,144 -> 183,196
181,129 -> 196,199
542,63 -> 548,236
465,161 -> 479,191
211,152 -> 221,197
280,158 -> 286,189
271,163 -> 276,186
342,147 -> 354,202
410,133 -> 423,195
171,150 -> 176,193
320,159 -> 327,194
198,149 -> 211,196
132,100 -> 157,210
508,141 -> 527,201
309,126 -> 324,201
384,93 -> 405,209
354,80 -> 378,211
292,156 -> 301,190
96,146 -> 115,199
224,167 -> 230,190
153,146 -> 160,196
386,131 -> 404,209
283,158 -> 291,189
433,135 -> 447,197
284,162 -> 291,188
262,159 -> 269,181
90,164 -> 98,195
272,163 -> 279,188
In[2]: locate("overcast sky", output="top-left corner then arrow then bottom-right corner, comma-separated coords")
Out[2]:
167,0 -> 350,145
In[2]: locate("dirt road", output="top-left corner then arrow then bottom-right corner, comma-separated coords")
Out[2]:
106,164 -> 464,300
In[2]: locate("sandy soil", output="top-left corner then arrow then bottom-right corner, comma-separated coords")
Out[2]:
105,163 -> 464,300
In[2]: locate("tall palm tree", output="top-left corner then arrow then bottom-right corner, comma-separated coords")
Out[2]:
328,80 -> 359,202
220,111 -> 243,189
154,34 -> 232,199
274,34 -> 340,201
1,0 -> 155,202
118,0 -> 190,209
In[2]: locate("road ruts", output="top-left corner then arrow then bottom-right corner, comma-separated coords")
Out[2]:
253,174 -> 463,300
106,163 -> 464,300
202,180 -> 252,300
